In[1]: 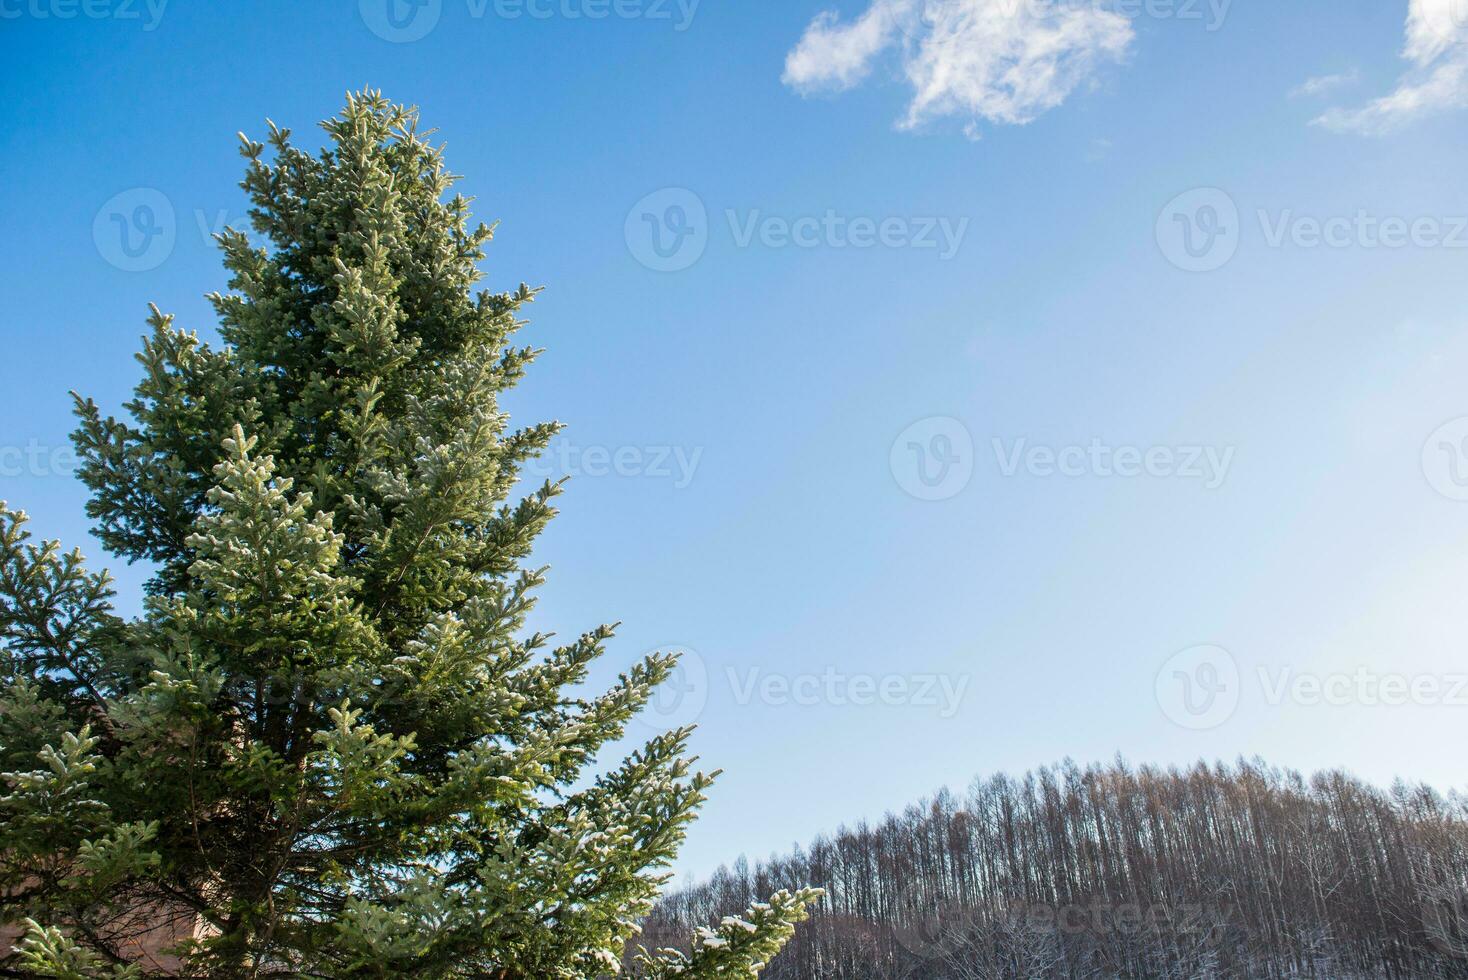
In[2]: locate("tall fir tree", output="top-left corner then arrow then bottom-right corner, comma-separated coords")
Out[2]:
0,91 -> 818,979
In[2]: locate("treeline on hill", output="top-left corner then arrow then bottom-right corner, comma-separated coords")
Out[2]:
630,760 -> 1468,979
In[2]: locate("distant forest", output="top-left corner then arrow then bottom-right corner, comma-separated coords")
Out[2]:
629,760 -> 1468,979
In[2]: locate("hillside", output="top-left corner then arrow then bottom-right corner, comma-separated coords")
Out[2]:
632,760 -> 1468,979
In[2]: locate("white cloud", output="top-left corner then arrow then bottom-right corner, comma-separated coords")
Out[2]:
782,0 -> 1134,134
1289,69 -> 1360,99
1315,0 -> 1468,134
783,5 -> 898,93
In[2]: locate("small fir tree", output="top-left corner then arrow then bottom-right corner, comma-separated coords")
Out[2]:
0,91 -> 818,979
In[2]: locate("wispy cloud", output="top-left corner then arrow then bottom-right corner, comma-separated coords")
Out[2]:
1314,0 -> 1468,134
1290,69 -> 1360,99
782,0 -> 1134,136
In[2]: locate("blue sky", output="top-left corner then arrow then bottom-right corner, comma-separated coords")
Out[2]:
4,0 -> 1468,885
